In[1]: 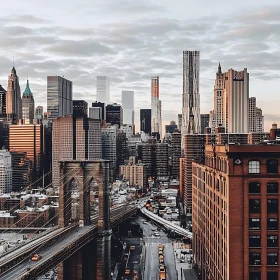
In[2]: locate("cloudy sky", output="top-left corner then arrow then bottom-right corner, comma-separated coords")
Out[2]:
1,0 -> 280,131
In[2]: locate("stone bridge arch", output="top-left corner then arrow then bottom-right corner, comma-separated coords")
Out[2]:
58,160 -> 110,228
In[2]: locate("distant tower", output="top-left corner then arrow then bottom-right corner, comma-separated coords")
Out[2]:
96,76 -> 110,104
0,85 -> 6,115
182,51 -> 200,140
6,67 -> 22,121
151,76 -> 161,137
213,63 -> 224,128
121,91 -> 135,134
22,80 -> 35,124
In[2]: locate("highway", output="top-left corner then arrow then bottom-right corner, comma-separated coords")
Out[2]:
137,217 -> 177,280
141,207 -> 192,239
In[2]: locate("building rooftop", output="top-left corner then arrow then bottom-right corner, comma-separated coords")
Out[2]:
0,211 -> 16,218
23,80 -> 33,96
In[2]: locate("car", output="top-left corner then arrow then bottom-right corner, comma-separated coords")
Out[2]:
125,268 -> 130,275
31,254 -> 42,261
143,221 -> 147,224
130,246 -> 135,251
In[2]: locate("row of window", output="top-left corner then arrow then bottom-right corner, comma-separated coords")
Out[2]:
249,235 -> 278,247
249,199 -> 278,213
250,252 -> 278,265
249,182 -> 278,194
249,160 -> 278,174
250,271 -> 278,280
249,218 -> 278,230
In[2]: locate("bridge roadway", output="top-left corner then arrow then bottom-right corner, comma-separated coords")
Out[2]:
141,207 -> 193,239
1,205 -> 137,280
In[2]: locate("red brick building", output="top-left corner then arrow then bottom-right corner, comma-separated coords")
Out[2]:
192,143 -> 280,280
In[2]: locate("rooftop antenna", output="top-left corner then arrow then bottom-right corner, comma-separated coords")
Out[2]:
12,56 -> 14,67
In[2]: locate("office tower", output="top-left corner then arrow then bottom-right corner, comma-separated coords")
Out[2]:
6,67 -> 22,121
120,124 -> 133,139
73,100 -> 88,117
96,76 -> 110,104
182,51 -> 200,138
159,100 -> 162,139
89,107 -> 102,120
10,151 -> 30,192
106,103 -> 123,128
165,121 -> 177,134
0,85 -> 6,115
249,97 -> 257,132
140,109 -> 151,134
0,149 -> 12,193
128,134 -> 142,157
192,143 -> 280,280
213,63 -> 224,128
9,123 -> 46,184
92,102 -> 106,120
22,80 -> 35,124
47,76 -> 72,120
256,107 -> 264,133
151,76 -> 161,136
183,134 -> 211,213
178,114 -> 182,132
225,68 -> 249,133
52,116 -> 101,187
101,125 -> 117,180
35,106 -> 43,120
171,131 -> 181,178
116,131 -> 128,178
200,114 -> 209,134
137,140 -> 169,178
121,90 -> 134,133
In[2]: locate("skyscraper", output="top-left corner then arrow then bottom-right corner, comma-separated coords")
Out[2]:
249,97 -> 257,132
256,107 -> 264,133
52,116 -> 101,187
182,51 -> 200,139
47,76 -> 72,120
151,76 -> 161,137
200,114 -> 209,134
213,63 -> 224,128
106,103 -> 123,128
224,68 -> 249,133
0,85 -> 6,115
92,102 -> 106,121
177,114 -> 182,132
22,80 -> 35,124
0,149 -> 12,193
121,90 -> 134,133
140,109 -> 151,134
6,67 -> 22,121
73,100 -> 88,117
96,76 -> 110,104
35,106 -> 43,120
9,123 -> 46,184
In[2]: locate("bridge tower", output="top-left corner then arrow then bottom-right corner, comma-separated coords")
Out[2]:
57,160 -> 111,280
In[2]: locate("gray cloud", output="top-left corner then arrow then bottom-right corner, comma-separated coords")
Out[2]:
0,5 -> 279,131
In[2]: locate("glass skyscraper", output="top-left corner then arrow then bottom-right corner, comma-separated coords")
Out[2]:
47,76 -> 72,120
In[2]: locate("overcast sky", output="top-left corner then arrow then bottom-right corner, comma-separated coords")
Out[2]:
1,0 -> 280,131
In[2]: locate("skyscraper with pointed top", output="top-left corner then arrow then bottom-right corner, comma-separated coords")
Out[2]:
6,67 -> 22,121
22,80 -> 35,124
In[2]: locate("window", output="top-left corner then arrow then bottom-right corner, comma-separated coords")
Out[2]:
249,272 -> 261,280
267,199 -> 278,213
267,182 -> 278,194
266,159 -> 278,174
267,253 -> 278,265
249,235 -> 261,247
249,182 -> 261,193
249,218 -> 261,230
249,160 -> 260,174
267,235 -> 278,248
267,218 -> 278,230
249,253 -> 261,265
267,272 -> 278,280
249,199 -> 261,213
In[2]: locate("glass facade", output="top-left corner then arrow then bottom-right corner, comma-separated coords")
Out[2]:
47,76 -> 72,120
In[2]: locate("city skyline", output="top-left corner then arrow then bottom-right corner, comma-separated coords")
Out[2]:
0,2 -> 279,131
